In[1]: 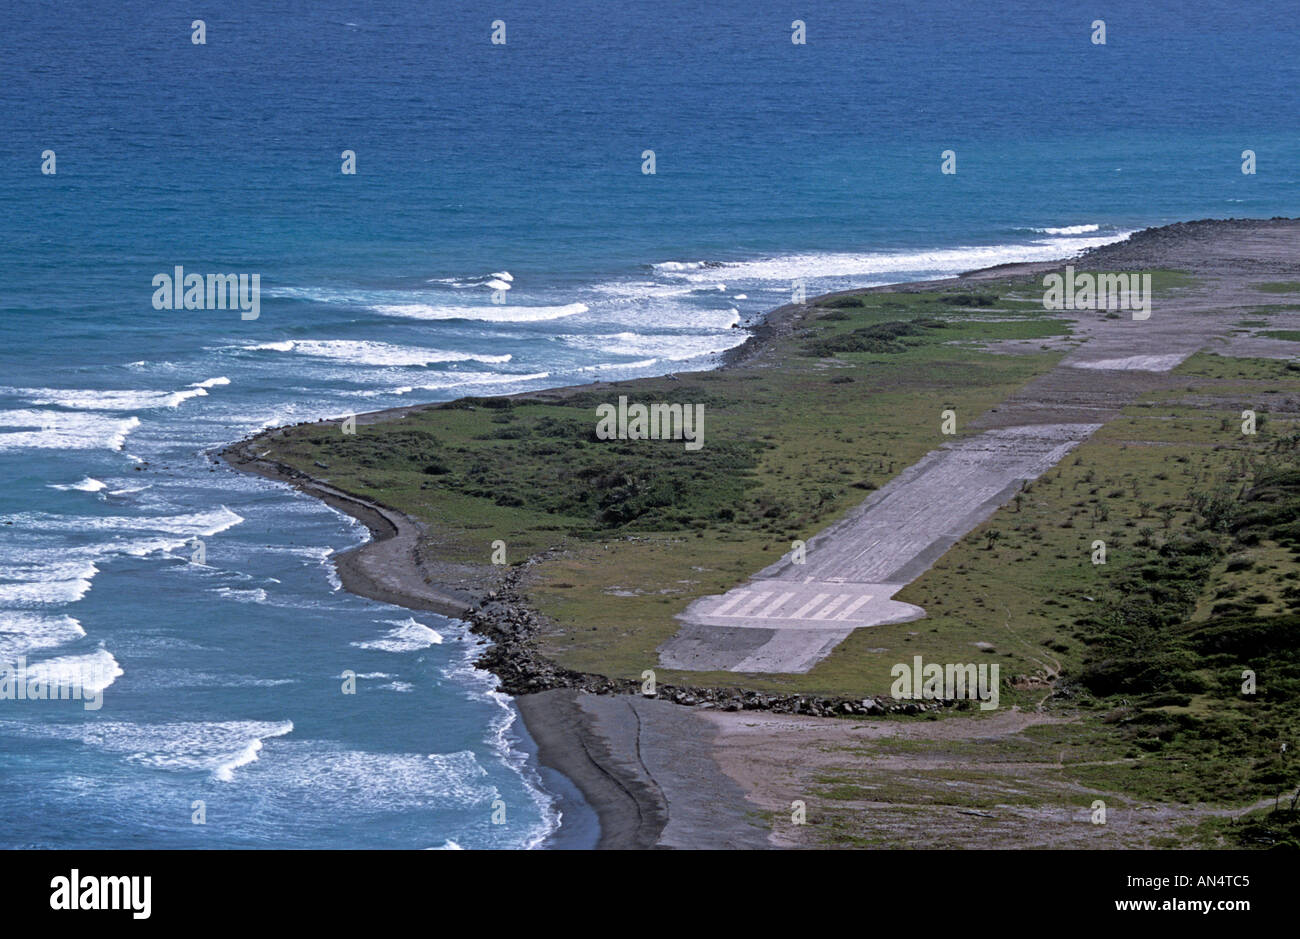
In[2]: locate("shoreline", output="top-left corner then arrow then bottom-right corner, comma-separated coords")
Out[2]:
220,218 -> 1295,849
220,243 -> 1058,849
222,436 -> 483,618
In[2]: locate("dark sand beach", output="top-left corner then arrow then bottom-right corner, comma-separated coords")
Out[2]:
225,218 -> 1300,849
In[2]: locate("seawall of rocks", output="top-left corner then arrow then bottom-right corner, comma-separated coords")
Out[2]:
470,552 -> 959,717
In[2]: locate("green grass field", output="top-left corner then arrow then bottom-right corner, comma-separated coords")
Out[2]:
261,272 -> 1300,846
264,280 -> 1077,689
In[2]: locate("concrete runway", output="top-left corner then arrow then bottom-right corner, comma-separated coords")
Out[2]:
661,219 -> 1300,673
660,423 -> 1101,672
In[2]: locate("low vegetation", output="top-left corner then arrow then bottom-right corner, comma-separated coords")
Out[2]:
261,271 -> 1300,847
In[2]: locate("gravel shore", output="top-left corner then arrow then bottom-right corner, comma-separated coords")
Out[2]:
223,218 -> 1300,849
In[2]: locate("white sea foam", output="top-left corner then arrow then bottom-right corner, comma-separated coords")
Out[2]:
265,282 -> 586,323
9,550 -> 103,580
242,743 -> 496,810
352,618 -> 444,652
1,378 -> 229,411
242,340 -> 512,367
354,371 -> 552,397
575,359 -> 659,372
322,556 -> 343,591
48,477 -> 108,493
652,260 -> 712,272
270,544 -> 345,590
213,586 -> 269,604
57,724 -> 501,814
426,270 -> 513,288
571,281 -> 743,329
652,234 -> 1131,285
560,330 -> 748,361
142,670 -> 299,690
0,580 -> 93,606
0,410 -> 140,451
0,613 -> 86,658
418,370 -> 550,387
263,286 -> 380,303
3,505 -> 244,537
2,557 -> 100,582
0,534 -> 202,611
1030,224 -> 1102,235
558,280 -> 744,335
3,719 -> 295,781
212,721 -> 294,781
21,648 -> 123,696
586,280 -> 697,299
0,561 -> 98,606
113,536 -> 193,557
373,302 -> 588,323
441,636 -> 558,849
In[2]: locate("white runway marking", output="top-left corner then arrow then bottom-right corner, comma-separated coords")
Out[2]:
665,423 -> 1103,672
834,594 -> 874,620
789,593 -> 830,619
711,592 -> 746,616
760,592 -> 797,618
811,595 -> 849,619
735,592 -> 773,617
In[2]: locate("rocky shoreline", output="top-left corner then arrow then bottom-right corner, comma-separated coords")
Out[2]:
469,551 -> 962,716
216,254 -> 978,849
222,437 -> 958,719
221,218 -> 1300,848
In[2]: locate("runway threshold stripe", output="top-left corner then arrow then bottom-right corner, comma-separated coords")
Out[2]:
711,592 -> 747,616
735,592 -> 774,617
834,594 -> 874,620
789,593 -> 830,619
758,592 -> 797,618
812,595 -> 850,619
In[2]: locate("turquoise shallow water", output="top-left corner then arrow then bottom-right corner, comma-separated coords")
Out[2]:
0,0 -> 1296,848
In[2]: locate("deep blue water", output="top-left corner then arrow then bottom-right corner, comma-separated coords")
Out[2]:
0,0 -> 1296,849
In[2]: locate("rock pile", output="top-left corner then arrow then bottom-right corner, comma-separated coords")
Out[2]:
469,554 -> 956,718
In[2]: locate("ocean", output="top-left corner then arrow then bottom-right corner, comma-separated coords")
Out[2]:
1,0 -> 1296,849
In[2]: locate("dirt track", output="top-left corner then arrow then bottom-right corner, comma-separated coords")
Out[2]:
704,707 -> 1273,849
